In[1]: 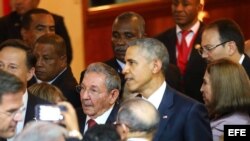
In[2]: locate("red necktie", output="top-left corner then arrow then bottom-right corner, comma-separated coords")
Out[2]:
177,30 -> 190,75
87,119 -> 97,129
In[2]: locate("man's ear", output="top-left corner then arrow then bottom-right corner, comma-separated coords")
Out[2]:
152,59 -> 162,74
227,41 -> 237,56
117,123 -> 129,141
27,67 -> 35,81
109,89 -> 119,104
60,55 -> 67,66
21,28 -> 28,40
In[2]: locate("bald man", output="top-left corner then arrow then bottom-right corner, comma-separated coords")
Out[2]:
115,98 -> 160,141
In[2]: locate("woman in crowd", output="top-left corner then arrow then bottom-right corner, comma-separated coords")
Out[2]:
200,58 -> 250,141
29,82 -> 67,103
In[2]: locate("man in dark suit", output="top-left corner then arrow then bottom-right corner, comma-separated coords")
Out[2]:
76,62 -> 121,135
0,0 -> 72,64
80,12 -> 181,100
0,39 -> 50,141
0,70 -> 24,140
200,19 -> 250,77
123,38 -> 212,141
80,12 -> 145,101
155,0 -> 206,103
32,34 -> 81,108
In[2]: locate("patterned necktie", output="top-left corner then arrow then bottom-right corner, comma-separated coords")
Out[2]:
87,119 -> 97,129
177,30 -> 190,75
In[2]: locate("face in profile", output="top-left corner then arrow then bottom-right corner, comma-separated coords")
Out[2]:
201,28 -> 229,62
112,18 -> 144,63
122,46 -> 154,94
80,72 -> 118,119
21,13 -> 55,48
200,71 -> 212,107
0,91 -> 23,138
0,47 -> 34,87
33,43 -> 66,82
171,0 -> 202,29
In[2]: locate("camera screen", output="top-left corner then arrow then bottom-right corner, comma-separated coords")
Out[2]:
35,105 -> 64,121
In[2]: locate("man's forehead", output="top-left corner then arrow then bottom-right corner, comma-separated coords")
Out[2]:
30,14 -> 55,25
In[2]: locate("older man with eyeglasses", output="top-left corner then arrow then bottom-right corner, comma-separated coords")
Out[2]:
75,62 -> 121,136
199,18 -> 250,77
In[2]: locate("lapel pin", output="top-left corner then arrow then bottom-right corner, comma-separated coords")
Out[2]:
163,115 -> 168,119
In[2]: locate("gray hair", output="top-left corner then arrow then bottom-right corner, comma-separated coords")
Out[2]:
0,70 -> 24,103
128,38 -> 170,76
117,97 -> 160,134
14,121 -> 68,141
85,62 -> 121,92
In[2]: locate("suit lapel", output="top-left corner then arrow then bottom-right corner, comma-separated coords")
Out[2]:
155,85 -> 175,141
24,93 -> 36,124
106,103 -> 120,124
242,54 -> 250,77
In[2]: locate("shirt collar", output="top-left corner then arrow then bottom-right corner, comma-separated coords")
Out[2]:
176,20 -> 200,35
116,59 -> 125,71
84,105 -> 114,133
239,54 -> 245,64
142,81 -> 166,109
37,67 -> 67,84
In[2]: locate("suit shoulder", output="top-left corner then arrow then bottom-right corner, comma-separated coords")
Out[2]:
155,27 -> 176,40
171,87 -> 203,106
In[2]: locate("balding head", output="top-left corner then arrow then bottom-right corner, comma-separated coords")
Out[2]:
116,97 -> 160,139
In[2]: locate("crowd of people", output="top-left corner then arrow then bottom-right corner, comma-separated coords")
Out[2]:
1,0 -> 250,141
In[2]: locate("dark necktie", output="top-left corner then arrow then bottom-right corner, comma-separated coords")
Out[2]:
87,119 -> 97,129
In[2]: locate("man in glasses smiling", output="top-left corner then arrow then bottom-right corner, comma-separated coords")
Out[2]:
0,70 -> 24,139
200,19 -> 250,77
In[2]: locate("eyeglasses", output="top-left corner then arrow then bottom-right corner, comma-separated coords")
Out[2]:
0,106 -> 25,118
75,85 -> 102,96
197,41 -> 231,55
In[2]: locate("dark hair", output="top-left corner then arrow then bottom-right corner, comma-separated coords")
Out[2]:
83,124 -> 121,141
0,70 -> 24,103
21,8 -> 51,29
0,39 -> 36,69
205,19 -> 245,54
35,34 -> 66,57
